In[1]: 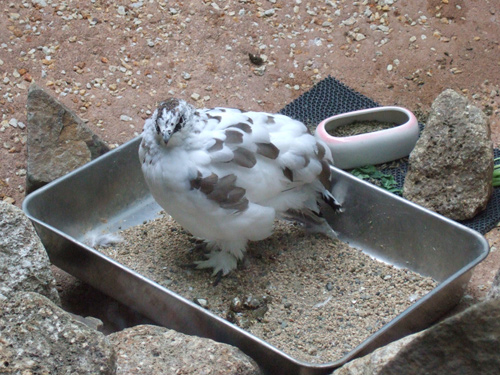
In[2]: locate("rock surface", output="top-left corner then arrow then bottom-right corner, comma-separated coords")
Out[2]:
331,297 -> 500,375
403,89 -> 494,220
0,292 -> 116,375
487,267 -> 500,300
25,83 -> 109,193
0,200 -> 60,304
108,324 -> 262,375
331,332 -> 422,375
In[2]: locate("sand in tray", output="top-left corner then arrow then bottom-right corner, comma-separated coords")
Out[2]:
98,214 -> 437,363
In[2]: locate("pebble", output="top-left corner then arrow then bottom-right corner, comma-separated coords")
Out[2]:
9,118 -> 18,128
342,17 -> 357,26
264,9 -> 275,17
355,33 -> 366,41
181,72 -> 191,80
387,64 -> 393,71
194,298 -> 208,308
244,296 -> 263,309
253,66 -> 266,76
119,115 -> 133,122
3,197 -> 15,204
190,93 -> 200,101
117,6 -> 126,16
230,297 -> 243,312
33,0 -> 48,7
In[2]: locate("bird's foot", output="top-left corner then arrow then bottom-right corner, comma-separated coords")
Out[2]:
194,250 -> 238,278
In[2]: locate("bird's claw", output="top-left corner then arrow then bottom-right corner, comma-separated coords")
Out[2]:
188,241 -> 208,254
179,262 -> 224,286
180,262 -> 199,269
213,270 -> 223,286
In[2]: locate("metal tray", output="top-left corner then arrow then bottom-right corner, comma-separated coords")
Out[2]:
23,136 -> 489,375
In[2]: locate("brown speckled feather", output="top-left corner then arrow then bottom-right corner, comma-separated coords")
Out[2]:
231,147 -> 257,168
256,142 -> 279,159
207,139 -> 223,152
227,122 -> 252,133
203,174 -> 249,211
225,129 -> 244,144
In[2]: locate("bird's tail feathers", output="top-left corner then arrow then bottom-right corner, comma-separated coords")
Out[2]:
278,208 -> 338,239
321,190 -> 343,213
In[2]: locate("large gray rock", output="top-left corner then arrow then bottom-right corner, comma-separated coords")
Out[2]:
26,83 -> 109,193
403,89 -> 493,220
331,298 -> 500,375
0,201 -> 60,304
0,292 -> 116,374
108,324 -> 262,375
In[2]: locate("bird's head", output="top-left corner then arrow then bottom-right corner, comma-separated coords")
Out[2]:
146,98 -> 194,145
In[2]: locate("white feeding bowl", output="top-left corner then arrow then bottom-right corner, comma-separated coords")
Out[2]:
315,106 -> 419,170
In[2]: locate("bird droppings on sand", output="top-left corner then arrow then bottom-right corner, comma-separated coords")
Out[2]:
98,215 -> 437,363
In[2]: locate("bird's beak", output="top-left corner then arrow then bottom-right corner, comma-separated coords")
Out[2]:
162,131 -> 171,145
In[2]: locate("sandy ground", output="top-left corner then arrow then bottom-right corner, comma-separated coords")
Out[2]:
0,0 -> 499,335
97,216 -> 436,363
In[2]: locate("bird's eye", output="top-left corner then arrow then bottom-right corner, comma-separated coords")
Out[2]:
174,116 -> 184,133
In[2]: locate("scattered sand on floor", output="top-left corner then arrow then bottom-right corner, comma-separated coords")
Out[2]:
99,214 -> 437,363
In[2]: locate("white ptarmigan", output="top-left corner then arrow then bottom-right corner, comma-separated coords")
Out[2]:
139,98 -> 341,278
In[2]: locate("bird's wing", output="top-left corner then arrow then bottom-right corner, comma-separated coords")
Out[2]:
186,108 -> 333,212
